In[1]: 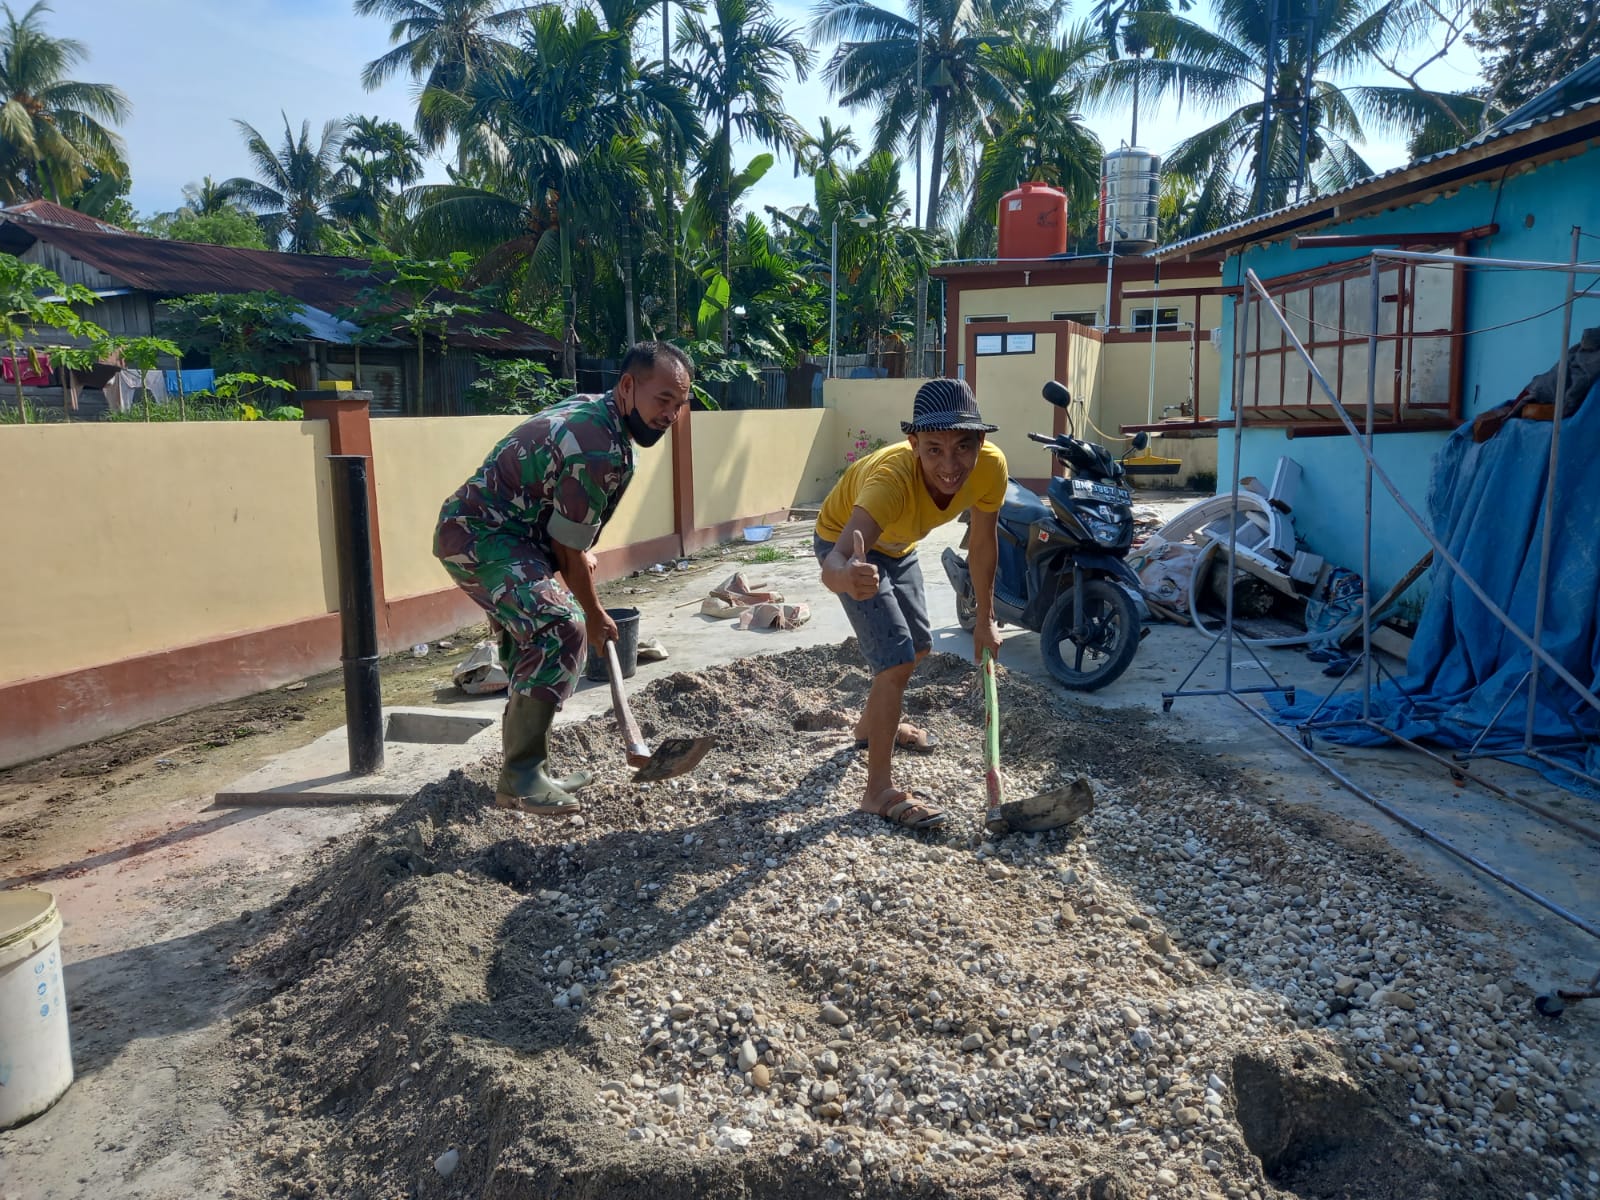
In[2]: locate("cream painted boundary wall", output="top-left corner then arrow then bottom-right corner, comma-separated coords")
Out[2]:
372,415 -> 520,600
823,379 -> 919,490
610,436 -> 676,546
692,409 -> 834,526
2,423 -> 338,681
373,414 -> 678,600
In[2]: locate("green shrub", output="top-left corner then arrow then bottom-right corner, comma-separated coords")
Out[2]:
468,357 -> 574,415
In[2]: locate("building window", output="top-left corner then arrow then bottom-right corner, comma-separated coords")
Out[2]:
1052,310 -> 1098,326
975,332 -> 1036,356
1240,256 -> 1461,426
1131,306 -> 1181,331
965,313 -> 1008,324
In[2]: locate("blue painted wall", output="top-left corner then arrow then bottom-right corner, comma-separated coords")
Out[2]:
1214,147 -> 1600,594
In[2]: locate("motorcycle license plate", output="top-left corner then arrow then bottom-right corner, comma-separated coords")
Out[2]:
1072,479 -> 1131,505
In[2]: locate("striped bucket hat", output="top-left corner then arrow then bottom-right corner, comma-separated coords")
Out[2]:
900,378 -> 998,434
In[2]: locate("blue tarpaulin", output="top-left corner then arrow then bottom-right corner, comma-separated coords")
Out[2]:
1277,378 -> 1600,794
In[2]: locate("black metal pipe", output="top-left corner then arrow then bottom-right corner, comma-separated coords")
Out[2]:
328,454 -> 384,775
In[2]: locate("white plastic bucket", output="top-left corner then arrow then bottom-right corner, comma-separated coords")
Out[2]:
0,889 -> 73,1128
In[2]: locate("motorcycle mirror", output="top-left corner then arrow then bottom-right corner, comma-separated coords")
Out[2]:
1041,380 -> 1072,410
1132,431 -> 1150,451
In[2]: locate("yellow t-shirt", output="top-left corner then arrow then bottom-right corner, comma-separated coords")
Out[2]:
817,440 -> 1009,558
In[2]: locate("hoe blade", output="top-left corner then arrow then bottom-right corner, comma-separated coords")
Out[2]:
631,735 -> 717,783
987,777 -> 1095,834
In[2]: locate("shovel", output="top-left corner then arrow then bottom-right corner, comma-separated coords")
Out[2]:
981,650 -> 1095,835
605,640 -> 715,783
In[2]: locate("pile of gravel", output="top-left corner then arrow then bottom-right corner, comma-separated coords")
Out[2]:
226,645 -> 1595,1200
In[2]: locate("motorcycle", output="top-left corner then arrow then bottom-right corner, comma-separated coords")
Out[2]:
942,380 -> 1148,691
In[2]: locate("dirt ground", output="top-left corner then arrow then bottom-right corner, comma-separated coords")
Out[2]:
5,644 -> 1595,1200
1,521 -> 1597,1200
213,652 -> 1591,1198
0,551 -> 699,884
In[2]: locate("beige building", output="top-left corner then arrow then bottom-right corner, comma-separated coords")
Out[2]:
933,255 -> 1225,485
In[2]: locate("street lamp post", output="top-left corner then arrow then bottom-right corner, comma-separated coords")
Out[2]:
830,216 -> 838,379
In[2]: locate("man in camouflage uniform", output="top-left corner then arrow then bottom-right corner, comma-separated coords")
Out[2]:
435,342 -> 694,815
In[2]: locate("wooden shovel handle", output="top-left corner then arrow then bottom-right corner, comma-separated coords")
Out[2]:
605,640 -> 650,760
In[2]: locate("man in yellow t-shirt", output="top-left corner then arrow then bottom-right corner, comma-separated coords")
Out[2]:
815,378 -> 1006,831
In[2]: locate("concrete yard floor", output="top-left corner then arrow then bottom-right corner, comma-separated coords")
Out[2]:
1,500 -> 1597,1200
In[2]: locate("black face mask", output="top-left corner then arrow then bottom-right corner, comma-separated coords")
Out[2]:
624,399 -> 668,447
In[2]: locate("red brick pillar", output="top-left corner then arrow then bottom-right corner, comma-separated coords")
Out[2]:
301,390 -> 388,628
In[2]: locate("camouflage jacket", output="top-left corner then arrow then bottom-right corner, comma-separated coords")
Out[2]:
435,392 -> 633,561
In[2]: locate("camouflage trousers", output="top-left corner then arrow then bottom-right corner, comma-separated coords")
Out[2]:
437,534 -> 585,706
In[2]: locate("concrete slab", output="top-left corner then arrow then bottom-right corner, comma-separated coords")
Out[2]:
213,707 -> 497,806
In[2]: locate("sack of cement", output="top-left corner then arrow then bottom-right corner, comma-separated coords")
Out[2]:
1132,536 -> 1199,613
453,639 -> 510,695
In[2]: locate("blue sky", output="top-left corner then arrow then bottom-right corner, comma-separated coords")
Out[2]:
63,0 -> 1487,229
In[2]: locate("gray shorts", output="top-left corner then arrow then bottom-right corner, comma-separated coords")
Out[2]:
815,534 -> 931,675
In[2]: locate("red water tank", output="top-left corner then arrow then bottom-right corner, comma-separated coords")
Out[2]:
997,182 -> 1068,259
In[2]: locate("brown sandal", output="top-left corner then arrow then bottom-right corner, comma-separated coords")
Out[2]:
864,787 -> 947,830
853,724 -> 941,754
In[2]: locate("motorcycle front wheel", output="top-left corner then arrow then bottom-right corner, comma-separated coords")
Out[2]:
1040,579 -> 1141,691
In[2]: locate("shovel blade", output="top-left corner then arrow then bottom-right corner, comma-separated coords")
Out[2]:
990,776 -> 1095,834
631,735 -> 717,783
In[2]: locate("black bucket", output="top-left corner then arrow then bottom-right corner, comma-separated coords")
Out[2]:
584,606 -> 641,682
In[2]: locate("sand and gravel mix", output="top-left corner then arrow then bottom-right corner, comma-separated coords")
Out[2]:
225,645 -> 1596,1200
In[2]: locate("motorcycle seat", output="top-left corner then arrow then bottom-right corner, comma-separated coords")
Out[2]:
999,479 -> 1051,529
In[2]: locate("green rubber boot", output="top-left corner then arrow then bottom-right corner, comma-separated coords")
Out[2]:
495,692 -> 593,816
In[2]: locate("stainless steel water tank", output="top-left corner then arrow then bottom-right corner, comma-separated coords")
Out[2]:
1097,148 -> 1162,254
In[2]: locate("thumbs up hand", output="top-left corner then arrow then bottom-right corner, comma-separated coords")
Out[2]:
844,528 -> 880,600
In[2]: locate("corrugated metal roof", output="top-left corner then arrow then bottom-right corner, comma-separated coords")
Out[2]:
5,199 -> 130,236
1154,94 -> 1600,262
0,218 -> 562,355
1494,54 -> 1600,128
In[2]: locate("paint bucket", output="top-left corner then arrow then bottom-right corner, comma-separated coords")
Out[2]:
0,889 -> 73,1128
584,607 -> 641,682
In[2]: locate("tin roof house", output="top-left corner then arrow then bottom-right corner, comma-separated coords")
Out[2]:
1153,59 -> 1600,593
0,212 -> 563,417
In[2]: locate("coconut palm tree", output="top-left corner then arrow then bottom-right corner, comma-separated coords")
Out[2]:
413,6 -> 695,369
224,115 -> 347,253
0,1 -> 128,202
354,0 -> 529,150
179,176 -> 243,217
1095,0 -> 1484,219
589,0 -> 688,346
812,0 -> 1037,232
795,116 -> 859,177
972,27 -> 1105,236
1088,0 -> 1190,144
823,151 -> 940,356
678,0 -> 812,348
335,115 -> 425,234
